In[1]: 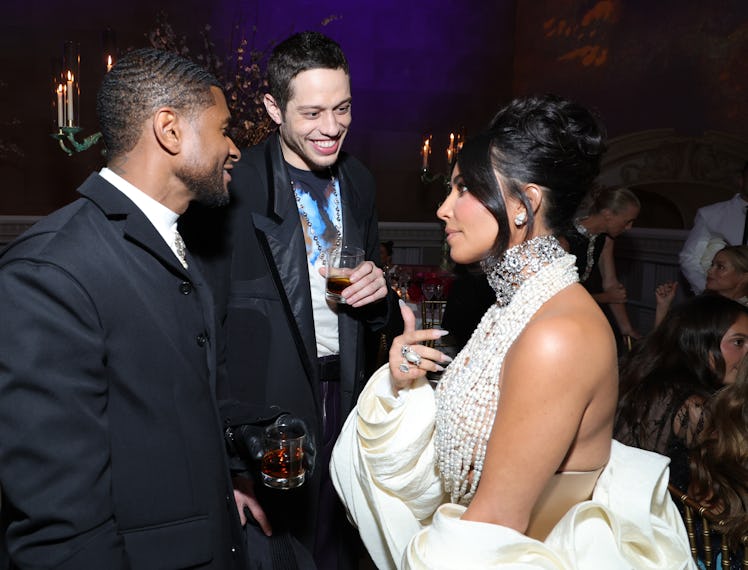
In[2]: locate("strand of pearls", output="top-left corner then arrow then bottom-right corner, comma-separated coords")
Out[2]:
434,235 -> 578,504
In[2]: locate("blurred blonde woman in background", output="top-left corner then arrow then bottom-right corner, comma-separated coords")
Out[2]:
560,186 -> 642,345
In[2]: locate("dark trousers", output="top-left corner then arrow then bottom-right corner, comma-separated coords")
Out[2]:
313,380 -> 361,570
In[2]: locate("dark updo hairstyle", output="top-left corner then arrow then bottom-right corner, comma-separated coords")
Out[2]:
456,94 -> 606,259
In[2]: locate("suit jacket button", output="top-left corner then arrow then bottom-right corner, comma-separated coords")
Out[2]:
196,333 -> 207,346
179,281 -> 193,295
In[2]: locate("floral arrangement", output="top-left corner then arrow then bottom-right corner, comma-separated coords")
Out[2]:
147,11 -> 276,148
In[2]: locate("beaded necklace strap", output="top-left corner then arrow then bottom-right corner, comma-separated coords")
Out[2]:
292,173 -> 342,266
573,218 -> 600,283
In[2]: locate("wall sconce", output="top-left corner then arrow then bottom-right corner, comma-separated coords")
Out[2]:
51,29 -> 116,156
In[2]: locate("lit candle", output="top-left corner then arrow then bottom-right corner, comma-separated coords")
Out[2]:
422,137 -> 431,170
446,132 -> 456,167
106,55 -> 113,72
66,71 -> 74,127
56,84 -> 64,127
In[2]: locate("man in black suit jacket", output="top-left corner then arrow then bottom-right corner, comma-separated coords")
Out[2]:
182,32 -> 402,569
0,48 -> 244,569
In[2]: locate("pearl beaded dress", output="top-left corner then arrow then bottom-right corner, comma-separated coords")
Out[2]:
434,235 -> 579,504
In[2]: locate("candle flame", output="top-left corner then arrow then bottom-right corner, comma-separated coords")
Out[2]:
66,70 -> 74,82
106,55 -> 113,72
57,84 -> 63,94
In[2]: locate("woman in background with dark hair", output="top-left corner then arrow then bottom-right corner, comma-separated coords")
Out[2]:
379,241 -> 395,274
688,356 -> 748,564
615,294 -> 748,490
331,94 -> 692,569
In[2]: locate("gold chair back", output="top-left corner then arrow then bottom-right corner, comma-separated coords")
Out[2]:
420,300 -> 447,347
668,483 -> 748,569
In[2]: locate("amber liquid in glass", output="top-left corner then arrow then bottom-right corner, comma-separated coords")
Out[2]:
326,275 -> 352,303
261,447 -> 304,479
261,444 -> 305,489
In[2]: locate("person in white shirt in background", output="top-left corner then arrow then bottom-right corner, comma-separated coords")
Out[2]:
680,161 -> 748,294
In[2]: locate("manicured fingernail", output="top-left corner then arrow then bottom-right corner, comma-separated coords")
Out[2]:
441,355 -> 453,363
435,330 -> 449,337
398,299 -> 406,307
434,364 -> 445,372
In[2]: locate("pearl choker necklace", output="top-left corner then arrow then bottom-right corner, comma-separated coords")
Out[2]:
480,235 -> 568,306
436,235 -> 578,504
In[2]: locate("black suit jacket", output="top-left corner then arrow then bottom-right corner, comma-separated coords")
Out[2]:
182,133 -> 401,553
0,174 -> 244,569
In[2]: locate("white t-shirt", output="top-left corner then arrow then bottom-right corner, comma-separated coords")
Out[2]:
309,255 -> 340,357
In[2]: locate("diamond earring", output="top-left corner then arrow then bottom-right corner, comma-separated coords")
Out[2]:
514,211 -> 527,227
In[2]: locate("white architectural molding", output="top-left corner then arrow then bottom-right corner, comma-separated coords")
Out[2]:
379,221 -> 444,265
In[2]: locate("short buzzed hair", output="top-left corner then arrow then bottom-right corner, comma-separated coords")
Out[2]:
266,32 -> 349,114
96,48 -> 220,158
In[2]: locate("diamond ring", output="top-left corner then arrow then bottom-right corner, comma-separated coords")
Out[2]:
403,348 -> 422,367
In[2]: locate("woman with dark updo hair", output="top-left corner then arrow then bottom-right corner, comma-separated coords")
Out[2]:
331,95 -> 692,569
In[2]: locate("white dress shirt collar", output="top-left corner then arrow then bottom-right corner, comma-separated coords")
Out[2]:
99,167 -> 181,258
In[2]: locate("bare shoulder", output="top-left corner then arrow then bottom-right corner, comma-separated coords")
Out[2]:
521,285 -> 613,352
504,284 -> 617,394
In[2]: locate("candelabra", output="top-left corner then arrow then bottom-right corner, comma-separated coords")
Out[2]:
418,131 -> 465,271
51,127 -> 103,156
50,31 -> 115,156
418,131 -> 463,188
420,167 -> 450,188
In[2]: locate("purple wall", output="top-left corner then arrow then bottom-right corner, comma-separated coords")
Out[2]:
0,0 -> 515,220
1,0 -> 746,222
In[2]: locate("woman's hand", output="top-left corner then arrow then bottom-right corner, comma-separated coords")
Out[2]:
389,301 -> 453,392
597,283 -> 627,304
653,280 -> 679,328
655,281 -> 678,306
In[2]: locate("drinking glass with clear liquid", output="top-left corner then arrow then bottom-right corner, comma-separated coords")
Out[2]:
325,245 -> 365,303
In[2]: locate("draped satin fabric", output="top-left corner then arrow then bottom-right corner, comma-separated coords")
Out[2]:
331,365 -> 695,570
